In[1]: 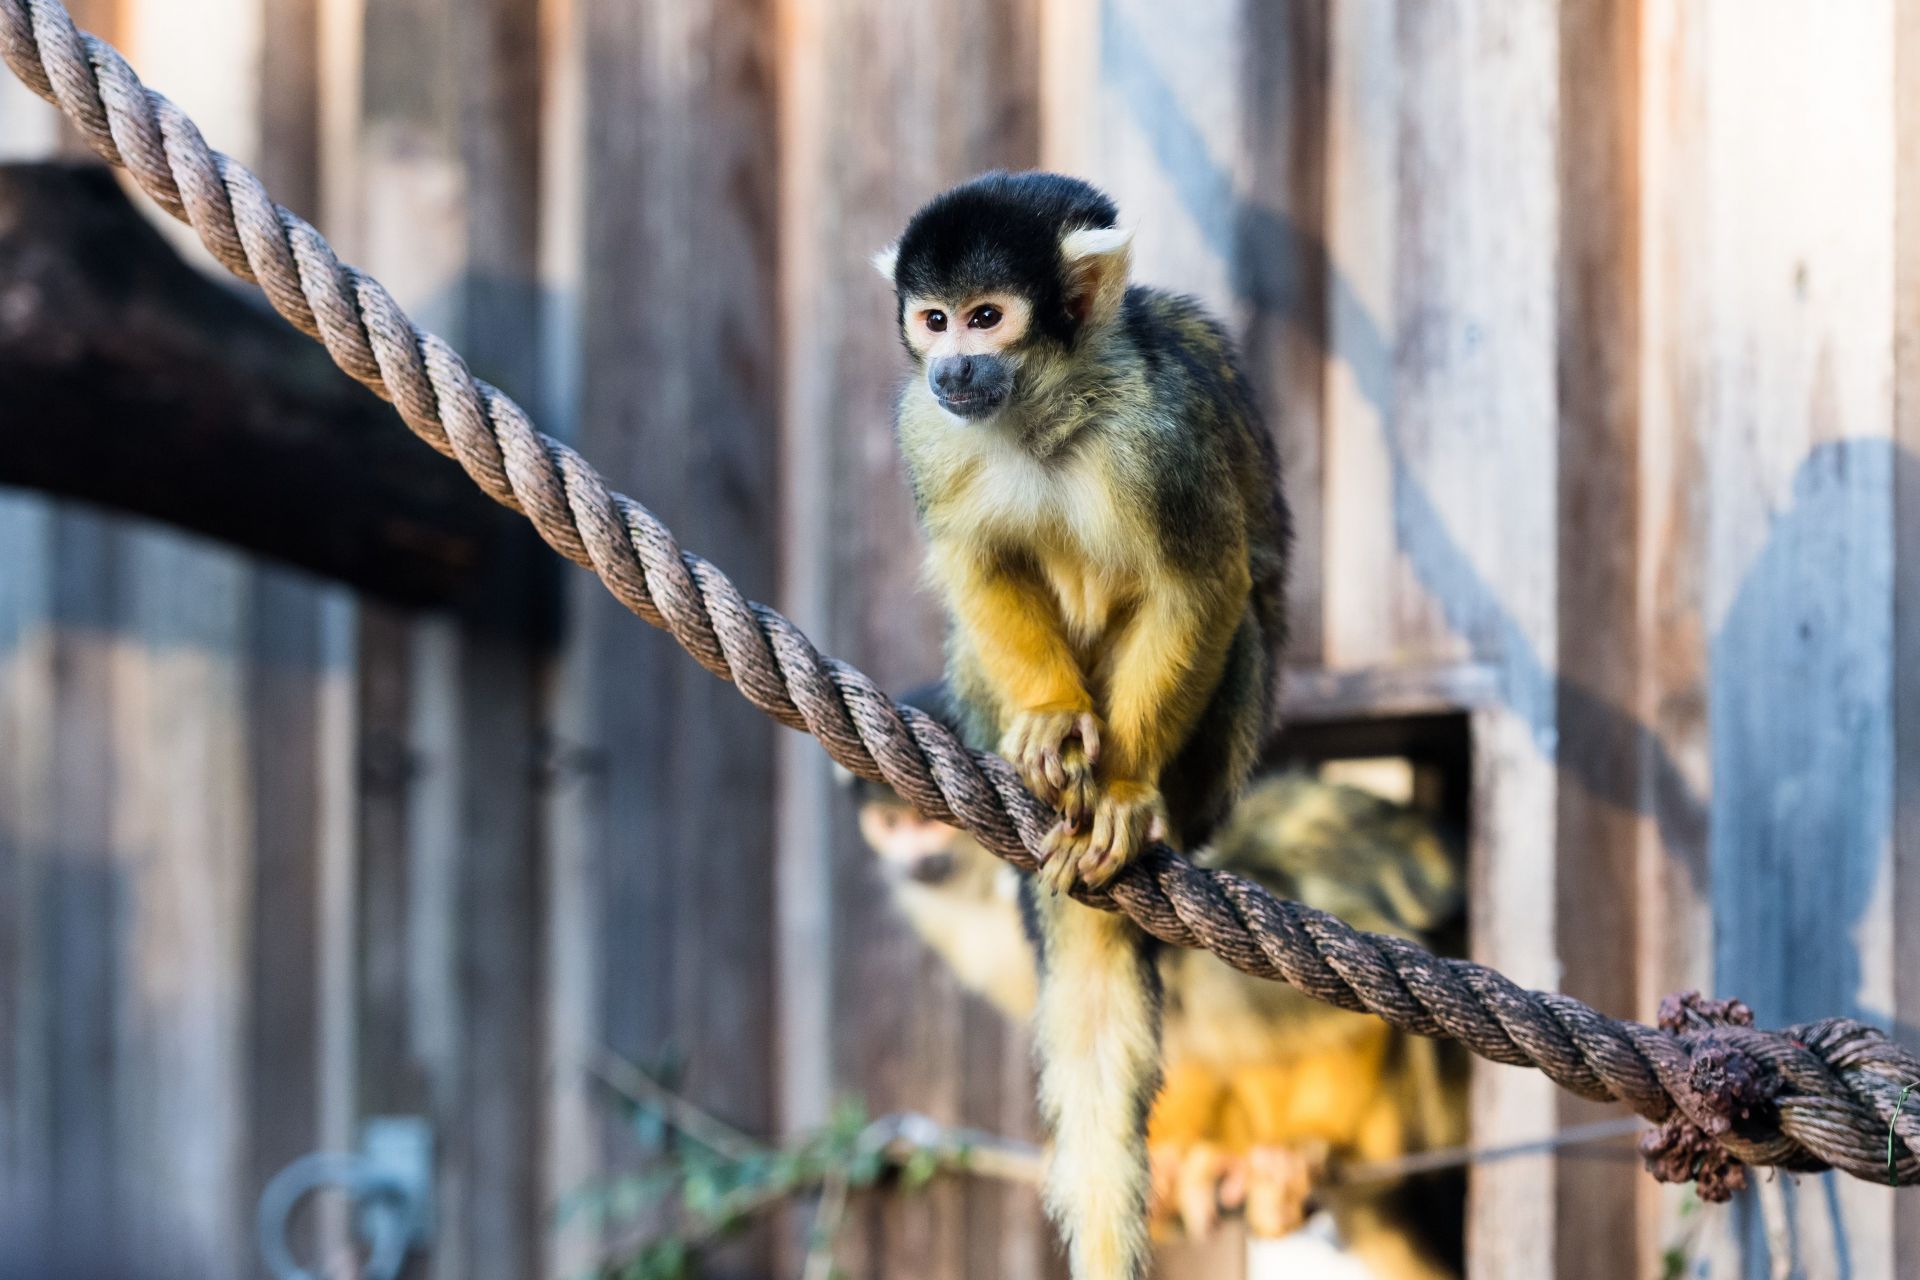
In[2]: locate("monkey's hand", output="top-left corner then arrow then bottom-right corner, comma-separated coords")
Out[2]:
1038,779 -> 1167,893
1001,707 -> 1101,826
1236,1144 -> 1324,1240
1149,1141 -> 1235,1241
1149,1142 -> 1320,1241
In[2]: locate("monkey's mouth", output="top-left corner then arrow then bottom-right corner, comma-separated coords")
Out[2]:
936,386 -> 1010,420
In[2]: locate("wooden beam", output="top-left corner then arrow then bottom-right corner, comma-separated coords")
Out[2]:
1279,661 -> 1500,724
0,162 -> 547,622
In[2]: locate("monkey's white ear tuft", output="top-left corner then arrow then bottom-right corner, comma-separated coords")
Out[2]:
1060,225 -> 1134,263
1060,225 -> 1134,327
871,243 -> 899,282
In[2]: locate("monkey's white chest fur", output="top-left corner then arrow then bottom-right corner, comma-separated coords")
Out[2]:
957,431 -> 1120,546
934,425 -> 1145,640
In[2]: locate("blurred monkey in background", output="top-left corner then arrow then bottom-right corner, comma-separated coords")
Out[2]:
849,686 -> 1466,1279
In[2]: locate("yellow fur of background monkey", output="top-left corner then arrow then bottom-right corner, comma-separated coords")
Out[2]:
857,765 -> 1465,1278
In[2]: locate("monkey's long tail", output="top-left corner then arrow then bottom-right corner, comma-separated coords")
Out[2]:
1030,890 -> 1162,1280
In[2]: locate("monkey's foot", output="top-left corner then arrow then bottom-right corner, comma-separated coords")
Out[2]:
1037,780 -> 1166,893
1236,1144 -> 1322,1239
1001,708 -> 1101,825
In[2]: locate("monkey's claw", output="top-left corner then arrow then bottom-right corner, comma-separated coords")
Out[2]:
1001,708 -> 1101,823
1037,780 -> 1165,893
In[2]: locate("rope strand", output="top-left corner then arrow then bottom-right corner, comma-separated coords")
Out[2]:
3,0 -> 1916,1194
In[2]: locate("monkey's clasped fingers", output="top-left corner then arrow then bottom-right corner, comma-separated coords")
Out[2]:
1037,780 -> 1164,894
1001,708 -> 1102,825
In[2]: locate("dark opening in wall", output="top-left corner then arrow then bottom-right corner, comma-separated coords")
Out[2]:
1258,710 -> 1474,1278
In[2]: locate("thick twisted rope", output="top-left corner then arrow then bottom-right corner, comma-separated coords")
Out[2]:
4,0 -> 1916,1193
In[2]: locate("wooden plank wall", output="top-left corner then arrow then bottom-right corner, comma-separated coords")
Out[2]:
341,3 -> 552,1279
561,0 -> 784,1276
1638,4 -> 1903,1277
0,4 -> 356,1277
4,2 -> 1920,1279
1553,0 -> 1645,1275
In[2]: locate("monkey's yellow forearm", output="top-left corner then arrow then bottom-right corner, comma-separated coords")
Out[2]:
1099,570 -> 1248,789
933,543 -> 1088,720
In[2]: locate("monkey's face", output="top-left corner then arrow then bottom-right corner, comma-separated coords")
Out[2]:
875,172 -> 1135,424
858,799 -> 967,883
897,291 -> 1031,420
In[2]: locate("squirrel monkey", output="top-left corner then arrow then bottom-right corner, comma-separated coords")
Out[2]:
877,173 -> 1290,1280
851,695 -> 1464,1278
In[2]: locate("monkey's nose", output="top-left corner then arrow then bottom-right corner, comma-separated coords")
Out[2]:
932,356 -> 975,395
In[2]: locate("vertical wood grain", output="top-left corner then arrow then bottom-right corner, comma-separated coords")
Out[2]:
0,496 -> 57,1243
346,3 -> 551,1278
1320,0 -> 1398,670
1392,4 -> 1560,1276
41,514 -> 125,1260
1552,1 -> 1643,1276
112,531 -> 252,1277
1633,0 -> 1717,1269
1895,0 -> 1920,1274
242,573 -> 333,1272
772,0 -> 835,1176
1642,5 -> 1901,1276
1239,0 -> 1329,669
557,0 -> 782,1275
258,0 -> 323,219
244,17 -> 338,1262
534,9 -> 595,1274
1704,4 -> 1895,1275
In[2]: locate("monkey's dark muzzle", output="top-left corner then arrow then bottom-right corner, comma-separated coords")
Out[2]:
905,851 -> 958,884
929,354 -> 1013,420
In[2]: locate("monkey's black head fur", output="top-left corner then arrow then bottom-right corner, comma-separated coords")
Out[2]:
891,171 -> 1119,348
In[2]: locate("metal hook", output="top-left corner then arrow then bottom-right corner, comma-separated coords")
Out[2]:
256,1117 -> 434,1280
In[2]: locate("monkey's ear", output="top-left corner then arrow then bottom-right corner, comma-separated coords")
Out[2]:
1060,225 -> 1133,328
871,243 -> 899,283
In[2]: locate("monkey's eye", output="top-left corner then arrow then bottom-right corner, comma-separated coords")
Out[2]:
923,310 -> 948,333
968,305 -> 1003,330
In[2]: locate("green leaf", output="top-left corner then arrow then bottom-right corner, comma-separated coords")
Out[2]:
901,1149 -> 940,1191
828,1097 -> 869,1140
682,1170 -> 722,1218
647,1239 -> 696,1280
